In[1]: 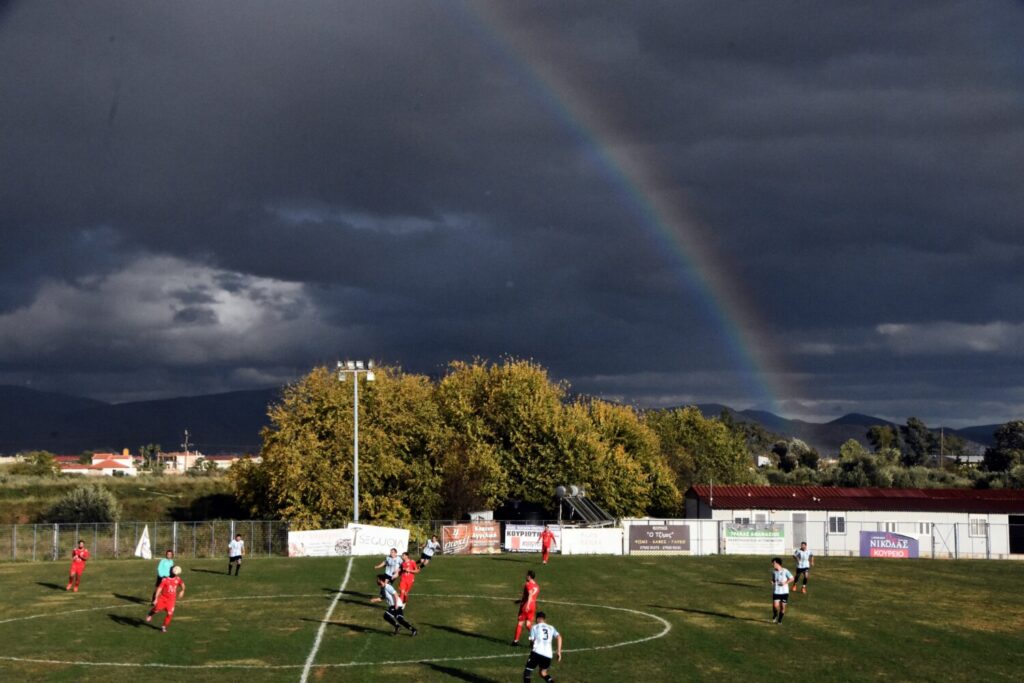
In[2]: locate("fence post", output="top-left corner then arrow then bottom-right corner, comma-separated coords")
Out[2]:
114,522 -> 119,559
32,524 -> 37,562
931,525 -> 935,559
11,525 -> 16,561
52,523 -> 59,561
986,522 -> 991,560
954,523 -> 960,559
172,522 -> 178,554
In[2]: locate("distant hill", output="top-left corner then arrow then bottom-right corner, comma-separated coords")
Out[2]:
0,386 -> 279,455
0,385 -> 1000,456
695,404 -> 989,455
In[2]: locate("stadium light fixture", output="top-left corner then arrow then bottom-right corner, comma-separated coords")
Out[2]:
337,359 -> 376,523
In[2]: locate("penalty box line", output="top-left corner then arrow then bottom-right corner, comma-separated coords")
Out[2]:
299,556 -> 354,683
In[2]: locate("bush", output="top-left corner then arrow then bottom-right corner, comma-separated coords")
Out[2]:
43,484 -> 122,523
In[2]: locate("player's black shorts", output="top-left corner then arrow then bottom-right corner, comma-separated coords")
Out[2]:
526,652 -> 552,671
773,593 -> 789,603
229,555 -> 242,562
795,567 -> 808,577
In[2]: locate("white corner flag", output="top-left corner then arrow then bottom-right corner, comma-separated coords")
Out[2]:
134,525 -> 153,560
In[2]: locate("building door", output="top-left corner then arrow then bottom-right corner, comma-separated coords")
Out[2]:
1010,515 -> 1024,554
792,513 -> 807,545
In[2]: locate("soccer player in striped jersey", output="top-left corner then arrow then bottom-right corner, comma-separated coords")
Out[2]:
371,574 -> 417,636
523,611 -> 562,683
511,570 -> 540,646
419,535 -> 441,568
792,542 -> 814,593
374,548 -> 402,582
771,556 -> 794,624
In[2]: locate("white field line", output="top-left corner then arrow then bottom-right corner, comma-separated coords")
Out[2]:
299,556 -> 354,683
0,588 -> 671,671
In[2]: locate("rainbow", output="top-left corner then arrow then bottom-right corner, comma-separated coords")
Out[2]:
458,4 -> 793,412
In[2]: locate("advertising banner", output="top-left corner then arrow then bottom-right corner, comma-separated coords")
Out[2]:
287,528 -> 356,557
628,523 -> 690,553
442,521 -> 501,555
504,524 -> 563,553
859,531 -> 920,559
560,527 -> 623,555
348,523 -> 410,556
723,524 -> 785,555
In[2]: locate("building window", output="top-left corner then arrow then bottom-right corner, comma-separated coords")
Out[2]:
734,516 -> 750,525
918,522 -> 932,535
969,517 -> 987,537
879,521 -> 897,533
828,515 -> 846,534
754,513 -> 767,524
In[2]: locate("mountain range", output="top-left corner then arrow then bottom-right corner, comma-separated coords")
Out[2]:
0,385 -> 1000,456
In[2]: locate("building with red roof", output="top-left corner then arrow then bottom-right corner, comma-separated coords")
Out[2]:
684,485 -> 1024,559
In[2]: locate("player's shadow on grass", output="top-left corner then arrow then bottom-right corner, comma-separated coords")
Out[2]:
484,556 -> 532,563
36,582 -> 66,591
112,593 -> 149,604
298,618 -> 388,635
108,613 -> 156,629
706,580 -> 760,590
654,605 -> 764,624
424,623 -> 509,646
191,568 -> 231,575
421,663 -> 499,683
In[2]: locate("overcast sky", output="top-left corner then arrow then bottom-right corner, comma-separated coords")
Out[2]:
1,1 -> 1022,427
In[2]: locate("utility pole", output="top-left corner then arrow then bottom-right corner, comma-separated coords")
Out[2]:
181,429 -> 191,473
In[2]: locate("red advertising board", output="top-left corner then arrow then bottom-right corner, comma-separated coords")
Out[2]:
442,521 -> 501,555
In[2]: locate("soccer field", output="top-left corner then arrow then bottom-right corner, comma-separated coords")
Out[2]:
1,554 -> 1022,682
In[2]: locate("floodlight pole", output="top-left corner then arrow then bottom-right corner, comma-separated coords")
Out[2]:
338,360 -> 375,523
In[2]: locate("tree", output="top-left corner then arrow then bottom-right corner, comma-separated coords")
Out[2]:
646,406 -> 753,490
234,365 -> 446,529
831,440 -> 894,488
900,417 -> 936,467
139,444 -> 162,470
44,484 -> 122,523
11,451 -> 59,477
77,451 -> 94,465
866,425 -> 899,452
983,421 -> 1024,472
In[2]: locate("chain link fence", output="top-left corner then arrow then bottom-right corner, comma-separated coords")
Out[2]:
0,521 -> 289,562
4,518 -> 1019,562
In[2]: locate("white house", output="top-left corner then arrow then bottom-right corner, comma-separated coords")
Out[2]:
685,485 -> 1024,559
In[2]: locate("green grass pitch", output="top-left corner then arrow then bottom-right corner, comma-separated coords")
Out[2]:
1,553 -> 1022,681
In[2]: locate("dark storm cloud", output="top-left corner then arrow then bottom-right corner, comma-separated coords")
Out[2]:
0,0 -> 1022,428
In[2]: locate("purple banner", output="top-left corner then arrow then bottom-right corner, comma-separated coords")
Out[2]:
859,531 -> 919,559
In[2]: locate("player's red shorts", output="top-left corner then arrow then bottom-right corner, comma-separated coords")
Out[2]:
70,560 -> 86,575
518,606 -> 536,623
399,575 -> 415,595
154,597 -> 177,614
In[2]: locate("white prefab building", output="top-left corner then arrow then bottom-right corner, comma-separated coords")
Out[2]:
685,485 -> 1024,559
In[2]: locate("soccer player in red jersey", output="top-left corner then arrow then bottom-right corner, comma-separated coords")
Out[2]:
539,525 -> 556,565
147,565 -> 186,632
511,570 -> 540,646
397,551 -> 419,602
66,540 -> 89,592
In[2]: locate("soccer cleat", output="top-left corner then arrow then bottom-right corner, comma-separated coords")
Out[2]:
66,584 -> 72,591
510,640 -> 519,647
145,615 -> 152,623
161,626 -> 167,633
73,586 -> 78,592
410,628 -> 418,637
802,587 -> 807,594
